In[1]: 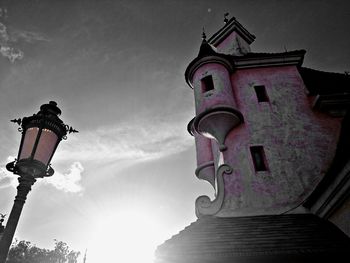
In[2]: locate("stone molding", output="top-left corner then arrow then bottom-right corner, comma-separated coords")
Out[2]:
195,164 -> 233,218
186,56 -> 234,87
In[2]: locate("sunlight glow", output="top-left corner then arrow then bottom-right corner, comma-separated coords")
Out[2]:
86,209 -> 165,263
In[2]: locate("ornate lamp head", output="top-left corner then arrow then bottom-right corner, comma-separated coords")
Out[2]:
6,101 -> 78,178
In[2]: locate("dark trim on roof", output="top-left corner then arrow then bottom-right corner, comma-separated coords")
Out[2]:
237,50 -> 306,58
232,50 -> 305,69
208,17 -> 256,47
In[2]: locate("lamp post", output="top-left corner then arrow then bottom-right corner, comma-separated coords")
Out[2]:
0,101 -> 77,263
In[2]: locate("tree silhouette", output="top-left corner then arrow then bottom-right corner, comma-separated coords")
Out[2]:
6,239 -> 80,263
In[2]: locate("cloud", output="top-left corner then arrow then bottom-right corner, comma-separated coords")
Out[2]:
0,114 -> 193,192
0,157 -> 84,194
0,8 -> 8,20
0,22 -> 9,42
0,46 -> 24,62
54,115 -> 193,166
10,30 -> 50,43
0,156 -> 18,189
0,20 -> 48,63
0,22 -> 24,63
44,162 -> 84,193
0,167 -> 17,189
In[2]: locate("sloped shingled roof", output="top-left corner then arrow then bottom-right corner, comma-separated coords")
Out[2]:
186,37 -> 350,98
304,111 -> 350,209
235,50 -> 306,58
155,214 -> 350,263
185,39 -> 306,87
299,67 -> 350,95
207,17 -> 256,46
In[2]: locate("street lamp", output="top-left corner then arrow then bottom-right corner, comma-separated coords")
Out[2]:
0,101 -> 77,263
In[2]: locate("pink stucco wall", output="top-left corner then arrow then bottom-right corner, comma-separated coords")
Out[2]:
216,66 -> 341,216
215,31 -> 251,55
194,133 -> 213,166
192,62 -> 237,115
193,132 -> 216,188
192,63 -> 342,217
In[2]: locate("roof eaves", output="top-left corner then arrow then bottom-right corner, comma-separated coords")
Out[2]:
299,67 -> 350,96
231,50 -> 306,69
208,17 -> 256,47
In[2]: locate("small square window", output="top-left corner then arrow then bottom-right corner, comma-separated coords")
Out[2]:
201,75 -> 214,93
250,146 -> 268,171
254,85 -> 269,102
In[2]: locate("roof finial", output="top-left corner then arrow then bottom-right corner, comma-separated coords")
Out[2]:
224,12 -> 229,24
202,27 -> 206,41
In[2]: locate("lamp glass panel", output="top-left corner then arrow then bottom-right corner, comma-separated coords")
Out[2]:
19,127 -> 39,160
33,128 -> 58,166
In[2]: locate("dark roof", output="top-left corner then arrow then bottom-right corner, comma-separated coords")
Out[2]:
185,46 -> 306,87
299,67 -> 350,95
184,41 -> 233,86
235,50 -> 306,58
304,111 -> 350,209
155,214 -> 350,263
197,39 -> 219,57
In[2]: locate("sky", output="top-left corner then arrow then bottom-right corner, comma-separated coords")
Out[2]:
0,0 -> 349,262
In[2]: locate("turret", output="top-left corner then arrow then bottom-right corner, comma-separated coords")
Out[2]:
185,17 -> 346,218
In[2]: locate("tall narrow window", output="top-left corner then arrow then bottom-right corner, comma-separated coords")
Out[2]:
201,75 -> 214,93
254,85 -> 269,102
250,146 -> 268,171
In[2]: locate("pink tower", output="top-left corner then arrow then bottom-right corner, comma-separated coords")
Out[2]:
156,16 -> 350,262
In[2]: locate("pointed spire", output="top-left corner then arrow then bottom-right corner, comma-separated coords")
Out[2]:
198,27 -> 217,57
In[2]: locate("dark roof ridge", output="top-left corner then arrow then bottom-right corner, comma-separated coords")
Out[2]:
208,16 -> 256,46
299,67 -> 350,96
208,16 -> 236,41
232,49 -> 306,59
301,66 -> 350,77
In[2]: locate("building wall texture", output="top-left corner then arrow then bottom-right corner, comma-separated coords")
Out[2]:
192,64 -> 342,217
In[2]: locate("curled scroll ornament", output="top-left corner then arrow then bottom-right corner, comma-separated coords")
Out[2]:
195,164 -> 233,218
